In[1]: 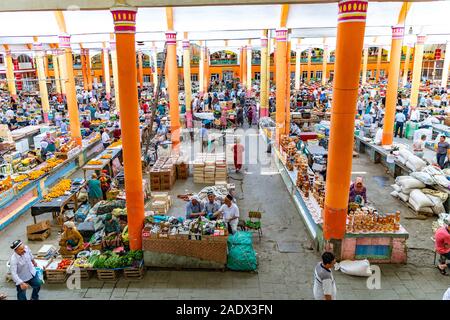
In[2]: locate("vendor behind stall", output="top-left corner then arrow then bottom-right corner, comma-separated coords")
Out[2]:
202,191 -> 221,219
213,194 -> 240,234
186,196 -> 205,219
59,221 -> 85,256
87,173 -> 103,206
102,213 -> 122,250
349,177 -> 367,205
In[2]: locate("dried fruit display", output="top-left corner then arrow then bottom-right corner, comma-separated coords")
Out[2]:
13,174 -> 28,183
88,160 -> 103,166
43,179 -> 71,202
17,181 -> 30,190
28,170 -> 45,180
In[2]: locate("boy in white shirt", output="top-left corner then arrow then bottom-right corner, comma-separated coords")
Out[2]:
214,194 -> 240,234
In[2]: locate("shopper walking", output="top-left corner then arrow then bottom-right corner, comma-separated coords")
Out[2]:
9,240 -> 41,300
394,109 -> 406,138
232,137 -> 245,173
435,216 -> 450,275
313,251 -> 337,300
435,135 -> 450,169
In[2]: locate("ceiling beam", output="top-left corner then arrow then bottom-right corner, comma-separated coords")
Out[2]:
0,0 -> 434,12
397,2 -> 412,24
166,7 -> 174,31
54,10 -> 67,34
280,4 -> 289,28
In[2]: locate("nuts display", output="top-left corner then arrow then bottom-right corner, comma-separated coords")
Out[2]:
88,160 -> 103,166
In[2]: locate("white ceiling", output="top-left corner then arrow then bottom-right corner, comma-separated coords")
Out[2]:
0,1 -> 449,53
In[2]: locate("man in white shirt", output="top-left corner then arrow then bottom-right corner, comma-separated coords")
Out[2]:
5,108 -> 14,119
410,108 -> 420,122
313,251 -> 337,300
101,128 -> 111,148
394,110 -> 406,138
214,194 -> 240,234
9,240 -> 41,300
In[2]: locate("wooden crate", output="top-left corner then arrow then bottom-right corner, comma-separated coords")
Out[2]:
27,229 -> 51,241
96,269 -> 121,281
79,269 -> 92,280
45,269 -> 68,284
123,262 -> 145,280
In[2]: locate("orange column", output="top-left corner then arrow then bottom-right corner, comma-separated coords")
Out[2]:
166,31 -> 181,152
43,52 -> 49,79
110,6 -> 144,250
59,34 -> 82,146
323,0 -> 368,241
307,47 -> 312,83
275,28 -> 288,144
80,48 -> 89,90
242,46 -> 247,89
138,50 -> 144,89
382,25 -> 405,146
203,46 -> 209,93
285,40 -> 291,135
375,46 -> 382,82
86,49 -> 93,90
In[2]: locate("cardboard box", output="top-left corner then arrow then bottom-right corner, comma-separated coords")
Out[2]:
27,220 -> 51,235
28,229 -> 51,241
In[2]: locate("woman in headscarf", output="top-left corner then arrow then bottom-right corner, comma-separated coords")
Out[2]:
87,173 -> 103,206
349,177 -> 367,205
59,221 -> 85,256
101,213 -> 123,250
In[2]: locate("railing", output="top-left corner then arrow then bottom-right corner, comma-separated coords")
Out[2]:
210,59 -> 238,65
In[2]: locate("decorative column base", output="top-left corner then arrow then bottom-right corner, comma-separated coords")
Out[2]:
323,205 -> 347,240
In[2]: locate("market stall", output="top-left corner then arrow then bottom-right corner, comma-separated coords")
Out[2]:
82,143 -> 122,179
31,178 -> 86,224
0,133 -> 104,231
265,130 -> 409,264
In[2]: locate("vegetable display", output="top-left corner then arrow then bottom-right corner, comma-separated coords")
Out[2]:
90,250 -> 143,269
57,259 -> 73,270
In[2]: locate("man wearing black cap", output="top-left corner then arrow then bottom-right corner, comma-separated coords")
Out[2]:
9,240 -> 41,300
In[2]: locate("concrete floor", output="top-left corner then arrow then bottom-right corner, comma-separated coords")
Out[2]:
0,128 -> 449,300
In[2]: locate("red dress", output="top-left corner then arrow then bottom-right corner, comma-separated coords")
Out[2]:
232,144 -> 245,170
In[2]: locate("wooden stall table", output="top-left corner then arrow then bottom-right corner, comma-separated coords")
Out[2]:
82,146 -> 122,179
31,181 -> 86,224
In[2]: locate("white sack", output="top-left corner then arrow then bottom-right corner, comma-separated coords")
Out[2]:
398,177 -> 426,190
398,192 -> 410,202
390,190 -> 399,198
410,172 -> 434,185
391,184 -> 402,193
335,259 -> 372,277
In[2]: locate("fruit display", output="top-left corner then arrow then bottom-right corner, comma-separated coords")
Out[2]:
13,174 -> 28,183
88,133 -> 101,144
57,259 -> 73,270
59,140 -> 76,153
108,140 -> 122,148
41,158 -> 64,172
347,208 -> 401,233
28,170 -> 45,180
17,181 -> 30,190
100,154 -> 112,159
0,176 -> 12,192
88,159 -> 103,166
43,179 -> 71,202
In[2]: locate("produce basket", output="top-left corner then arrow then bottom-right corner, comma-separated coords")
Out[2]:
45,258 -> 72,284
123,260 -> 145,280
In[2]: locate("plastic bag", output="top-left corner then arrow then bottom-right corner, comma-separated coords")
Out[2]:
335,259 -> 372,277
35,267 -> 45,285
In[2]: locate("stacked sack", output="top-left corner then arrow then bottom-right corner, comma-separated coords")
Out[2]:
396,148 -> 427,172
391,171 -> 448,215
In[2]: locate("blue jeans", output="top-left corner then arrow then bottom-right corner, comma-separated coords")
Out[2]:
437,153 -> 447,169
16,274 -> 41,301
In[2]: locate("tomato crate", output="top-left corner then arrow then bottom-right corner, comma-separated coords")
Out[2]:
45,269 -> 68,284
96,269 -> 121,281
123,261 -> 145,280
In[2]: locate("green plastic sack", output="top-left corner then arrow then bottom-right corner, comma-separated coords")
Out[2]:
227,232 -> 257,271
